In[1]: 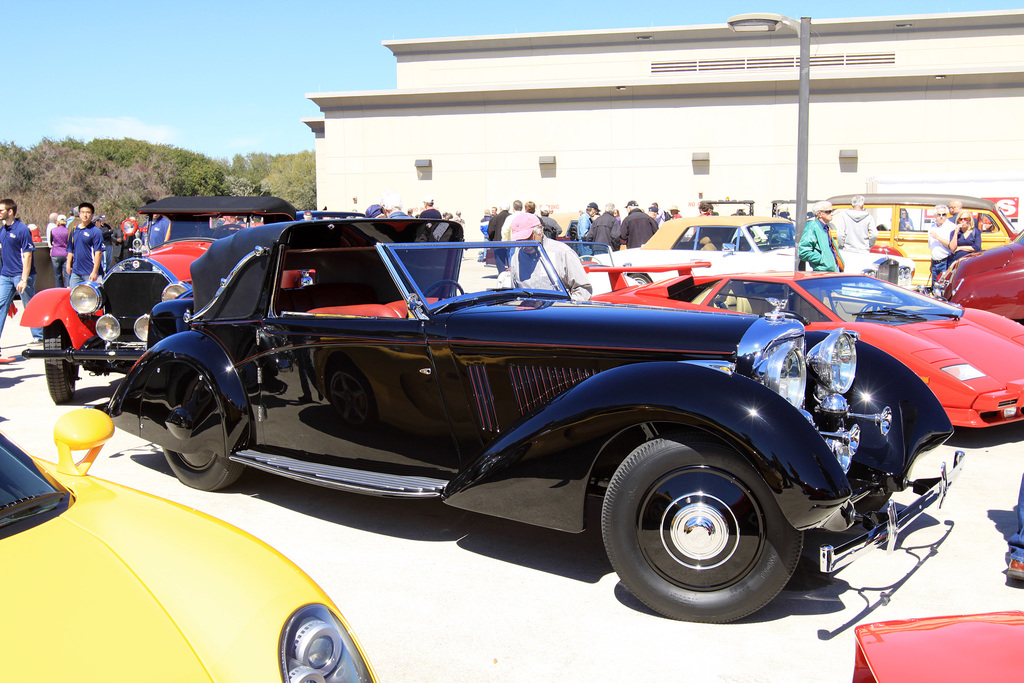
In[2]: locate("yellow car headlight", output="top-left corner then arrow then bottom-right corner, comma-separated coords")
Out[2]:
280,604 -> 374,683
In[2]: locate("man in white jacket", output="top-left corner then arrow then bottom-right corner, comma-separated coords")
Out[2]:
834,195 -> 878,253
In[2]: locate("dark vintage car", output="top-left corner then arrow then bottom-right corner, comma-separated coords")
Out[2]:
22,196 -> 297,404
937,228 -> 1024,321
107,217 -> 963,623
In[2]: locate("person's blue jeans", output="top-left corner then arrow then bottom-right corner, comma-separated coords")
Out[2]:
0,274 -> 42,347
930,257 -> 949,286
68,272 -> 89,289
1009,472 -> 1024,563
51,256 -> 66,288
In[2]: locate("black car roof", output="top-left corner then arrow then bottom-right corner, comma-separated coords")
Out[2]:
190,217 -> 460,317
138,196 -> 297,218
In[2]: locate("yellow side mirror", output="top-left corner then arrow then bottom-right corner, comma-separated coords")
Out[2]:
54,409 -> 115,476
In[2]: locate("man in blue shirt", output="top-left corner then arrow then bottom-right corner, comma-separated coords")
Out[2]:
0,198 -> 42,361
66,202 -> 105,288
577,202 -> 598,240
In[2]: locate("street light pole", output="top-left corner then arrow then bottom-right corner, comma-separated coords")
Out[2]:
727,13 -> 812,270
795,16 -> 810,271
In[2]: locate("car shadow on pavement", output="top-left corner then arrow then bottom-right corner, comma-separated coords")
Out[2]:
127,451 -> 615,584
730,514 -> 954,628
948,420 -> 1024,449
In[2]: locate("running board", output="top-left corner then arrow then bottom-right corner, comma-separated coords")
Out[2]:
230,450 -> 447,498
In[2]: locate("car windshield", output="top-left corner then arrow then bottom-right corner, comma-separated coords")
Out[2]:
0,435 -> 64,531
387,242 -> 570,312
747,222 -> 796,251
144,214 -> 267,248
798,276 -> 963,323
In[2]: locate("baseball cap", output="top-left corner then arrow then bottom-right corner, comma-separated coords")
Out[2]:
626,200 -> 639,208
510,212 -> 542,240
57,214 -> 67,221
587,202 -> 599,211
364,204 -> 383,218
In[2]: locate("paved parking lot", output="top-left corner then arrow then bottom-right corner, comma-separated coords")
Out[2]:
2,309 -> 1021,681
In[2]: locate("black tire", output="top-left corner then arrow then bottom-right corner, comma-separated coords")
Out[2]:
43,325 -> 77,404
163,447 -> 245,491
161,373 -> 244,491
628,273 -> 654,286
602,433 -> 802,623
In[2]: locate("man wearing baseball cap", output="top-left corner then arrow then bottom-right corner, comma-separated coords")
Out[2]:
508,212 -> 591,301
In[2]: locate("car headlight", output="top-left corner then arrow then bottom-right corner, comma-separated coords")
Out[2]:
95,314 -> 121,341
942,363 -> 985,381
807,329 -> 857,394
280,604 -> 374,683
754,339 -> 807,409
70,282 -> 102,314
134,314 -> 150,342
161,282 -> 189,301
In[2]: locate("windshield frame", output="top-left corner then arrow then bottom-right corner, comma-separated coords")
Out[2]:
382,241 -> 572,314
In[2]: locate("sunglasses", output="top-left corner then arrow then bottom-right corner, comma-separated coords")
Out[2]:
936,212 -> 947,216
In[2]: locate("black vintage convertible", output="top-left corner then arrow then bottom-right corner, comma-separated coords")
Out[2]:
107,217 -> 963,623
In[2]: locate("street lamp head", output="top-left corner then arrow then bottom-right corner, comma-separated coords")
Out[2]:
727,13 -> 798,33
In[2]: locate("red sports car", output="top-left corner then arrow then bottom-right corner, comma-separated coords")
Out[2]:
853,612 -> 1023,682
593,267 -> 1024,428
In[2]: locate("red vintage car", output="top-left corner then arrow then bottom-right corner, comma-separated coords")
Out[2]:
592,266 -> 1024,428
853,612 -> 1023,682
22,196 -> 297,404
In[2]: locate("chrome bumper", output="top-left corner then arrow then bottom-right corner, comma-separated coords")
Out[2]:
22,347 -> 144,363
820,450 -> 965,573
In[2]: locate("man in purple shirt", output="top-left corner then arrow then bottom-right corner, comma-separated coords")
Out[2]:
0,198 -> 42,361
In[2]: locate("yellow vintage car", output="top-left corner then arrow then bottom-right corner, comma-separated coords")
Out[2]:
828,193 -> 1018,286
0,409 -> 376,683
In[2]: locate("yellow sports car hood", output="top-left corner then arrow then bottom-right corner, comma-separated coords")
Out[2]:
1,467 -> 334,683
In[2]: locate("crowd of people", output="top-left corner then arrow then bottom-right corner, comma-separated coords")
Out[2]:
798,194 -> 985,283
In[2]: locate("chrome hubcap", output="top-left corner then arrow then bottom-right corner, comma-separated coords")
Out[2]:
670,502 -> 730,561
658,490 -> 741,571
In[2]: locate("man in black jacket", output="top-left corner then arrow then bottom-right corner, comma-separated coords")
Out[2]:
620,202 -> 659,250
488,203 -> 510,272
589,203 -> 619,249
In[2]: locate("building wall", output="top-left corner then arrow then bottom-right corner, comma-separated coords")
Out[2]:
307,11 -> 1024,220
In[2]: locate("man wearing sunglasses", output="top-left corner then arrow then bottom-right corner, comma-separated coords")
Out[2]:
927,204 -> 955,284
798,201 -> 844,272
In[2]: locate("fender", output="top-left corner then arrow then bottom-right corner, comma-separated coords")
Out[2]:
148,298 -> 194,345
21,288 -> 94,347
833,334 -> 953,482
108,330 -> 251,459
444,362 -> 852,533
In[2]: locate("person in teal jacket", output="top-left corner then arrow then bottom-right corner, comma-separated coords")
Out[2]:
798,201 -> 844,272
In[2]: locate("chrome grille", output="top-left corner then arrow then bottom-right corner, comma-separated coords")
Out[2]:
103,270 -> 173,339
467,363 -> 499,432
509,364 -> 597,415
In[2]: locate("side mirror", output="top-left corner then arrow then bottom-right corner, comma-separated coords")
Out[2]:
55,409 -> 115,476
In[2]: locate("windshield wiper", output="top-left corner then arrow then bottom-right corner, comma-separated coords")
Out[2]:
0,491 -> 65,528
854,307 -> 925,321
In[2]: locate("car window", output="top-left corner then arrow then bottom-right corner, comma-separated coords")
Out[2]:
672,226 -> 698,250
747,223 -> 795,251
897,206 -> 929,233
707,280 -> 826,321
691,226 -> 738,252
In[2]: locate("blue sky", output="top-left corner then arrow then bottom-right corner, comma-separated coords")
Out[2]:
4,1 -> 1017,160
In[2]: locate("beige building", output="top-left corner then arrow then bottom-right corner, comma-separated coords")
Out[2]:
305,10 -> 1024,221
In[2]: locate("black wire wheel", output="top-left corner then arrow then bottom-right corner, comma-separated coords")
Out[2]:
602,433 -> 802,623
